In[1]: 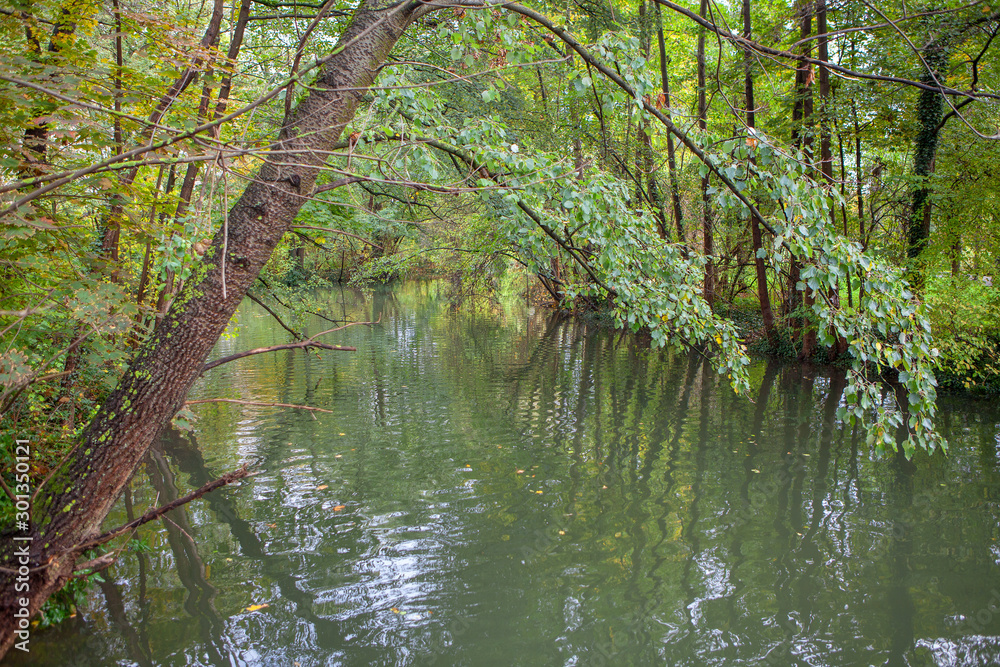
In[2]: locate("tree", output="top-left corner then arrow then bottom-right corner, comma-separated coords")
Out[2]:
0,0 -> 428,651
0,0 -> 975,653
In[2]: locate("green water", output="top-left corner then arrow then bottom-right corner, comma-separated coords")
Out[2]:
14,282 -> 1000,666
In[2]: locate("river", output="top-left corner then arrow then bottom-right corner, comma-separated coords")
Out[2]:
13,282 -> 1000,666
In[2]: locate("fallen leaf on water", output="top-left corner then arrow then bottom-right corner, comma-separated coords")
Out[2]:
317,484 -> 329,490
516,469 -> 524,474
246,604 -> 269,612
333,505 -> 346,511
339,433 -> 346,436
391,607 -> 401,614
536,490 -> 543,494
267,523 -> 277,528
335,454 -> 343,459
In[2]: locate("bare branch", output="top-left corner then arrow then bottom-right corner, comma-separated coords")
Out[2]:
244,292 -> 303,338
69,466 -> 252,553
184,398 -> 333,413
202,339 -> 356,372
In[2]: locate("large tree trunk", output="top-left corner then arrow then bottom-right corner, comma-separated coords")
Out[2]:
0,1 -> 421,656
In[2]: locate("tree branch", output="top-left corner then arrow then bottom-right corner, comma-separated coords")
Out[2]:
68,466 -> 252,554
185,398 -> 333,413
245,292 -> 303,338
201,322 -> 369,373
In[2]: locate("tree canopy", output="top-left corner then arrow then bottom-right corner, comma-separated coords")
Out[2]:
1,0 -> 999,651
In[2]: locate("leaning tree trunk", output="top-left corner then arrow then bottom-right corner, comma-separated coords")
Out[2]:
0,0 -> 422,656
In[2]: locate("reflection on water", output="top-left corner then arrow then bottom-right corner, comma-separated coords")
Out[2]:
13,282 -> 1000,666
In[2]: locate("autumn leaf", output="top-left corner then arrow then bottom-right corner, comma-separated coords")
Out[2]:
245,604 -> 269,612
317,484 -> 328,490
333,505 -> 346,511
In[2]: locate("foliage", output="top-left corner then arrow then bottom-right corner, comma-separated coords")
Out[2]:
924,276 -> 1000,393
1,0 -> 998,550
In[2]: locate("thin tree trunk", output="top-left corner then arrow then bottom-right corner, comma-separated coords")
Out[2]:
657,5 -> 684,244
855,124 -> 865,246
788,0 -> 813,349
697,0 -> 714,306
637,1 -> 664,238
100,0 -> 227,281
907,40 -> 949,288
817,0 -> 847,357
743,0 -> 776,348
18,0 -> 96,178
156,0 -> 252,317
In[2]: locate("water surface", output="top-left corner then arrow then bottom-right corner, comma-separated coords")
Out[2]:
15,282 -> 1000,666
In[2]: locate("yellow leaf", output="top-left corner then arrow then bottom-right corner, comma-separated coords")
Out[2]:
333,505 -> 346,511
391,607 -> 401,613
317,484 -> 328,490
246,604 -> 270,612
715,335 -> 722,345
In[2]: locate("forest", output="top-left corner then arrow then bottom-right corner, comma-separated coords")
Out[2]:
1,0 -> 999,656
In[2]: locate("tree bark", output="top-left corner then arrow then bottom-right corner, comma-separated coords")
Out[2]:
656,5 -> 685,244
906,41 -> 949,286
816,0 -> 847,357
697,0 -> 714,306
743,0 -> 777,349
788,0 -> 813,351
0,0 -> 422,656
